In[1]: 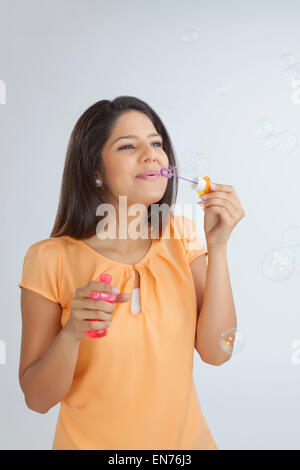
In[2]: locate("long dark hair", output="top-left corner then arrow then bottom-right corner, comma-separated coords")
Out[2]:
50,96 -> 178,240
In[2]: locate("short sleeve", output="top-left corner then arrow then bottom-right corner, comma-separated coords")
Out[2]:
173,214 -> 208,263
18,238 -> 62,304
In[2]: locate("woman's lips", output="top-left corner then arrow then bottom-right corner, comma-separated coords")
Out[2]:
136,174 -> 160,180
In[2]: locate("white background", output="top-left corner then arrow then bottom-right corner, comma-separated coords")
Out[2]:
0,0 -> 299,450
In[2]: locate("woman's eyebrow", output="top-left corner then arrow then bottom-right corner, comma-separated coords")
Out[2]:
111,133 -> 162,146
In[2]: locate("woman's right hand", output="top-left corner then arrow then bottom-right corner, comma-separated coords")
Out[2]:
64,281 -> 131,342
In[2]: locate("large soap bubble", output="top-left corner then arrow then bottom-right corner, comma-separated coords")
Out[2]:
219,328 -> 246,355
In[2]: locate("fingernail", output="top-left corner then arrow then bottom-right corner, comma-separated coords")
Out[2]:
210,183 -> 217,189
112,287 -> 120,294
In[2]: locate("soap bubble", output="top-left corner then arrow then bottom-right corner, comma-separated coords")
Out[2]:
264,134 -> 280,150
278,54 -> 296,69
290,78 -> 300,104
275,131 -> 297,154
216,83 -> 229,95
282,226 -> 300,247
290,340 -> 300,366
182,28 -> 199,43
291,87 -> 300,104
291,77 -> 300,89
286,62 -> 300,79
261,247 -> 295,281
253,119 -> 273,139
0,80 -> 6,104
0,340 -> 6,365
220,328 -> 245,355
194,156 -> 210,176
177,151 -> 203,173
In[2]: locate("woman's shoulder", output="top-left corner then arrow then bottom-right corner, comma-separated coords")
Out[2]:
21,236 -> 69,262
19,237 -> 65,304
165,212 -> 207,257
168,212 -> 196,237
158,213 -> 198,251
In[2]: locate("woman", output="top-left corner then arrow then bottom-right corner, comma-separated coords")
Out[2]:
18,96 -> 245,450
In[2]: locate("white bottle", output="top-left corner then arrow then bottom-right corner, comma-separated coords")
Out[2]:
190,175 -> 211,196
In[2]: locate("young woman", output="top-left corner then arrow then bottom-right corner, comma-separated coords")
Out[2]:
18,96 -> 245,450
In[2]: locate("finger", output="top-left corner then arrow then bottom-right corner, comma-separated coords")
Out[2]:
115,292 -> 131,303
201,191 -> 238,204
77,297 -> 116,312
78,281 -> 120,297
81,309 -> 113,321
82,319 -> 111,331
203,199 -> 235,220
199,196 -> 236,213
200,195 -> 240,212
71,308 -> 112,321
204,204 -> 234,224
201,191 -> 229,199
210,184 -> 241,206
209,183 -> 234,195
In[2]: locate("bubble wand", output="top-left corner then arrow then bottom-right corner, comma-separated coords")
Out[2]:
160,167 -> 212,197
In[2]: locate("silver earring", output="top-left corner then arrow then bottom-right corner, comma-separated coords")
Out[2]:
95,177 -> 102,187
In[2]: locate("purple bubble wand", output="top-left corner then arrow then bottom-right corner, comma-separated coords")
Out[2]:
160,167 -> 198,184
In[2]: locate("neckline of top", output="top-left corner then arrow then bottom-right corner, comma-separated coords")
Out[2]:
64,235 -> 159,269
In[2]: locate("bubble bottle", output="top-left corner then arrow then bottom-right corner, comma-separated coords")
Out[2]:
190,175 -> 212,197
85,273 -> 116,339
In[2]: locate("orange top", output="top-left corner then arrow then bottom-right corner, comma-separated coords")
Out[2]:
18,213 -> 218,450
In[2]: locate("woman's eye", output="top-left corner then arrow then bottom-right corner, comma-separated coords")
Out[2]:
119,142 -> 162,150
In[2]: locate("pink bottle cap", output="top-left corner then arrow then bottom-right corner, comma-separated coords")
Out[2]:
98,273 -> 112,284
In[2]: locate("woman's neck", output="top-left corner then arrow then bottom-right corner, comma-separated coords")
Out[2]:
85,221 -> 153,257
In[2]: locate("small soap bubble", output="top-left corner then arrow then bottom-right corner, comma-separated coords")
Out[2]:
0,80 -> 6,104
291,77 -> 300,89
264,134 -> 280,150
291,87 -> 300,104
181,28 -> 199,43
282,226 -> 300,247
278,54 -> 296,69
216,83 -> 229,95
178,151 -> 201,173
170,165 -> 179,176
285,62 -> 300,79
220,328 -> 245,355
192,156 -> 209,177
261,247 -> 295,281
275,131 -> 297,154
290,340 -> 300,365
0,340 -> 6,365
253,119 -> 273,139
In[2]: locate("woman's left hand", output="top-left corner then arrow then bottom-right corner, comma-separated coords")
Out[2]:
198,183 -> 245,249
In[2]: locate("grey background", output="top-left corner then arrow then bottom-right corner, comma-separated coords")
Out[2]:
0,0 -> 299,449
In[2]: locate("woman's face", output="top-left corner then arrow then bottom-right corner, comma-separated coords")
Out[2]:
100,110 -> 169,208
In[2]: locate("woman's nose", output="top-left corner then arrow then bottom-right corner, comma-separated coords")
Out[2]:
143,153 -> 157,162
